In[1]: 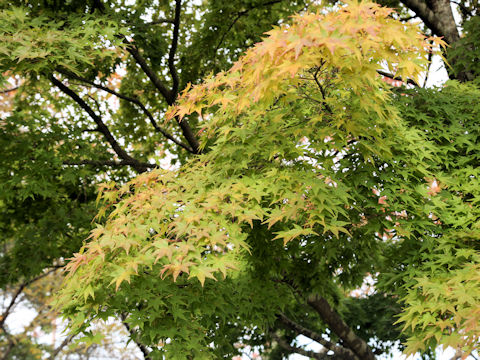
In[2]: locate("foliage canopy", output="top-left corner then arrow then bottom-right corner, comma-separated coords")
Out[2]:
1,0 -> 480,359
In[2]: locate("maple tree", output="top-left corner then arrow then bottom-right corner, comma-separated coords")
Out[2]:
1,0 -> 480,359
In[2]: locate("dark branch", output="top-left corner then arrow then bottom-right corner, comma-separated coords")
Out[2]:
313,66 -> 333,114
399,14 -> 419,22
125,43 -> 173,103
50,76 -> 150,173
423,39 -> 435,87
278,313 -> 357,359
58,69 -> 194,153
377,69 -> 419,87
175,115 -> 200,154
0,86 -> 19,94
121,315 -> 151,360
307,295 -> 375,360
124,41 -> 200,153
168,0 -> 182,98
0,285 -> 26,330
63,159 -> 158,169
135,18 -> 175,26
271,333 -> 335,360
450,0 -> 474,17
0,330 -> 15,360
49,334 -> 75,360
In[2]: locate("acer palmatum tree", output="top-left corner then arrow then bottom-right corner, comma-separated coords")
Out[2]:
1,0 -> 480,359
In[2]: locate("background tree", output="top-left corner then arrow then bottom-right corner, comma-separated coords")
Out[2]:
1,0 -> 480,359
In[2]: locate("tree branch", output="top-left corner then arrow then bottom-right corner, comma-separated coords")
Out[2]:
307,295 -> 375,360
0,86 -> 19,94
135,18 -> 175,26
121,315 -> 151,360
399,14 -> 419,22
168,0 -> 182,98
0,328 -> 15,360
400,0 -> 453,42
63,159 -> 158,169
175,115 -> 200,154
0,268 -> 59,330
313,65 -> 333,114
50,76 -> 150,173
214,0 -> 282,55
125,41 -> 200,153
450,0 -> 475,17
271,333 -> 336,360
0,285 -> 26,330
49,334 -> 75,360
423,39 -> 435,87
377,69 -> 419,87
125,43 -> 173,103
58,69 -> 194,153
278,313 -> 357,359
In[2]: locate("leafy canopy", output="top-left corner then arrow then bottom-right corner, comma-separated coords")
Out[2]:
54,2 -> 480,358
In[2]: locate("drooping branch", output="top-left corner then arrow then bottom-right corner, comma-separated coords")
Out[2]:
278,313 -> 357,359
307,295 -> 375,360
50,76 -> 151,173
58,69 -> 194,153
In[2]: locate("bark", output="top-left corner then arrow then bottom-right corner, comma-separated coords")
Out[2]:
307,295 -> 375,360
429,0 -> 460,44
400,0 -> 474,81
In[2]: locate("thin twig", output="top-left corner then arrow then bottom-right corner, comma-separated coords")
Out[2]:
214,0 -> 282,55
136,18 -> 175,26
0,86 -> 19,94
